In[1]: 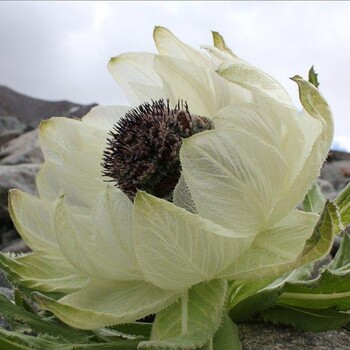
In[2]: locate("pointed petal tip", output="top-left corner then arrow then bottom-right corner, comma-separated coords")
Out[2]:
290,75 -> 303,82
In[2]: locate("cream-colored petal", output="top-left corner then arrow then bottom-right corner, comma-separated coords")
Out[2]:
35,279 -> 180,329
55,190 -> 143,281
153,26 -> 209,67
82,104 -> 129,133
133,192 -> 253,291
206,45 -> 294,107
155,55 -> 250,118
8,190 -> 84,282
267,77 -> 333,225
9,189 -> 57,250
180,127 -> 290,235
108,52 -> 164,105
91,186 -> 143,279
214,101 -> 323,226
37,150 -> 105,207
0,252 -> 87,293
219,209 -> 324,280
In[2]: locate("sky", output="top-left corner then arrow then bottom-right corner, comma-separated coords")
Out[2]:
1,1 -> 350,149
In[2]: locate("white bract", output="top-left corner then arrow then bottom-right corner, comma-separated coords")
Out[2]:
1,27 -> 334,341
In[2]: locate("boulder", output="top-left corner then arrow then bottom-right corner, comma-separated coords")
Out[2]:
0,116 -> 27,147
0,129 -> 43,165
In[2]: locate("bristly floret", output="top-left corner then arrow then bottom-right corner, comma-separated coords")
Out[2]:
102,99 -> 213,200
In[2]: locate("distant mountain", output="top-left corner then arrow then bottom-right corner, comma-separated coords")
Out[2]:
0,86 -> 97,128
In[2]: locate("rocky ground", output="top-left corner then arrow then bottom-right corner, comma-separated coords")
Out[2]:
1,86 -> 350,348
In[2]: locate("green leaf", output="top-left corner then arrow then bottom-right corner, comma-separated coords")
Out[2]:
278,268 -> 350,311
0,293 -> 92,342
261,305 -> 350,332
0,327 -> 141,349
0,252 -> 84,297
297,201 -> 339,266
308,65 -> 320,88
334,181 -> 350,232
329,234 -> 350,270
211,314 -> 241,350
300,182 -> 326,213
34,279 -> 179,329
138,280 -> 227,349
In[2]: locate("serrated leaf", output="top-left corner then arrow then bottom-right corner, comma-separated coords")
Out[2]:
0,294 -> 92,342
334,182 -> 350,232
278,268 -> 350,311
329,234 -> 350,270
0,327 -> 141,349
297,200 -> 339,265
138,280 -> 227,349
211,314 -> 241,350
308,65 -> 320,88
300,182 -> 325,213
261,305 -> 350,332
107,323 -> 152,339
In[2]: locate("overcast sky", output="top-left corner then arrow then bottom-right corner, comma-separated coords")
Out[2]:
1,1 -> 350,148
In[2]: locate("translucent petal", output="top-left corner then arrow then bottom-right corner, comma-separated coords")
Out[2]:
0,252 -> 87,293
37,151 -> 105,207
153,26 -> 209,66
207,45 -> 294,107
173,175 -> 197,214
82,105 -> 129,133
54,189 -> 143,281
180,127 -> 291,235
155,55 -> 250,117
35,279 -> 180,329
39,118 -> 81,163
108,53 -> 164,105
219,210 -> 319,279
7,190 -> 84,285
267,77 -> 333,224
213,101 -> 323,225
133,192 -> 253,291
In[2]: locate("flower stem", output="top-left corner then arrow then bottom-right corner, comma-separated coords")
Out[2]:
181,290 -> 188,335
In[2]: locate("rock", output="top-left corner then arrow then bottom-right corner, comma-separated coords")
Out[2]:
0,116 -> 27,147
239,322 -> 350,350
0,271 -> 10,288
0,287 -> 14,301
0,227 -> 18,247
2,239 -> 29,254
0,129 -> 43,165
317,178 -> 337,199
0,163 -> 39,195
0,164 -> 39,231
320,161 -> 350,192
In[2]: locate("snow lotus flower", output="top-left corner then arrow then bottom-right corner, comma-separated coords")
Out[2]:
0,27 -> 336,347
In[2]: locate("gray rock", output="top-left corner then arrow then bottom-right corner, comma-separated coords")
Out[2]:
0,163 -> 39,195
321,161 -> 350,192
317,178 -> 336,199
239,322 -> 350,350
0,287 -> 14,300
0,116 -> 27,147
0,271 -> 10,288
2,239 -> 29,253
0,129 -> 43,165
0,164 -> 39,230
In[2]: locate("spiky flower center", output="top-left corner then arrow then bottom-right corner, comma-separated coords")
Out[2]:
102,99 -> 213,200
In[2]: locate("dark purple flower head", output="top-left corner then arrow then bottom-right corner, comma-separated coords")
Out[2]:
102,99 -> 213,200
